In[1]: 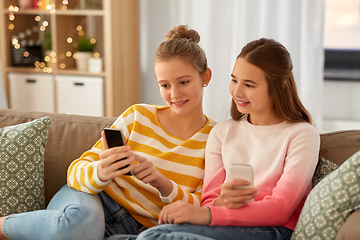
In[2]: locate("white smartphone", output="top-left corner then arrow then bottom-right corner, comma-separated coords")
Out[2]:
229,164 -> 254,189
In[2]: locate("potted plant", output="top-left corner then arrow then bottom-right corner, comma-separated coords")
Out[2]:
43,33 -> 52,68
75,36 -> 96,71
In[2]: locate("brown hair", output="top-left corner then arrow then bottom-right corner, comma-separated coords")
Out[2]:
230,38 -> 313,125
154,25 -> 207,75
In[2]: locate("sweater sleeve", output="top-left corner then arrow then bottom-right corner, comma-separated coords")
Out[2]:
202,123 -> 320,228
160,179 -> 203,206
201,124 -> 226,206
67,138 -> 110,194
67,112 -> 128,194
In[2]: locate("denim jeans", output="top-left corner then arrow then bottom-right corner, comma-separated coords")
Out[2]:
2,185 -> 145,240
136,223 -> 293,240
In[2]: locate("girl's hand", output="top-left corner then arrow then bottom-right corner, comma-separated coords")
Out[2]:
97,131 -> 136,182
132,154 -> 173,197
215,179 -> 257,209
158,201 -> 210,225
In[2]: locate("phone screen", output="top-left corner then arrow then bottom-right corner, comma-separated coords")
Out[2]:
103,128 -> 131,175
104,128 -> 125,148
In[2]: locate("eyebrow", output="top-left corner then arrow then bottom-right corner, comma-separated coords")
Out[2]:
158,75 -> 192,83
231,74 -> 258,85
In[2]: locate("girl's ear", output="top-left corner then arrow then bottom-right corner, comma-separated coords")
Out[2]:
203,68 -> 212,86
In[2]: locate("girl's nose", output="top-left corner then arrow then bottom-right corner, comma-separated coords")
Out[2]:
171,86 -> 181,98
233,84 -> 244,97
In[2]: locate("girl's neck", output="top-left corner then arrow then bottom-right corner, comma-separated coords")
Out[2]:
157,107 -> 207,140
247,113 -> 283,126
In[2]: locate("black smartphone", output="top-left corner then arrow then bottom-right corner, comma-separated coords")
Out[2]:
103,128 -> 131,175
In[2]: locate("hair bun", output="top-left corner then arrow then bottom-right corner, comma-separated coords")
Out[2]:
165,25 -> 200,44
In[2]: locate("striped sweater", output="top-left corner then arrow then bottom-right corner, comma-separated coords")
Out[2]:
67,104 -> 216,227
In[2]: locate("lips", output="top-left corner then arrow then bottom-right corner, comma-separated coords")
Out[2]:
172,100 -> 189,106
235,99 -> 250,106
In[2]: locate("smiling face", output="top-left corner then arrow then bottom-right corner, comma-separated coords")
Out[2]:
229,57 -> 278,125
155,58 -> 210,117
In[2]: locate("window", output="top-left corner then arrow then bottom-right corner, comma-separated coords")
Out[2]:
324,0 -> 360,80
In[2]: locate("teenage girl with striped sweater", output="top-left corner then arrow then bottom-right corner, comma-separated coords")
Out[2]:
0,25 -> 215,240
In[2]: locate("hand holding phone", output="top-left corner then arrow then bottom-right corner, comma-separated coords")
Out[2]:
103,128 -> 132,175
229,164 -> 253,189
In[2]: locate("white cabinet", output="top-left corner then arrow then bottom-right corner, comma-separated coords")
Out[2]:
56,75 -> 104,116
8,73 -> 55,112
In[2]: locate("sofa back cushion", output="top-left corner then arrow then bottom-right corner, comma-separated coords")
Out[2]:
0,108 -> 116,205
320,130 -> 360,165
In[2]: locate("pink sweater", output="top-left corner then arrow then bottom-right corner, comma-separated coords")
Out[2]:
201,116 -> 320,230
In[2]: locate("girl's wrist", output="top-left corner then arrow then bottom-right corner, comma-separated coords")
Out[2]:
205,207 -> 212,225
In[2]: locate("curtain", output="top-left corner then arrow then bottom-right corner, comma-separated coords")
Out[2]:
140,0 -> 325,127
0,47 -> 8,108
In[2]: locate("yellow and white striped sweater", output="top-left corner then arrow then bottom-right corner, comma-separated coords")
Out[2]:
67,104 -> 216,227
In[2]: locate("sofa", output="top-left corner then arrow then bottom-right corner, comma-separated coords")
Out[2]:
0,108 -> 359,239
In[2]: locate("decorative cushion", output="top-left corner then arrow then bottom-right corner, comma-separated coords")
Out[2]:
291,150 -> 360,240
312,157 -> 339,188
0,117 -> 51,217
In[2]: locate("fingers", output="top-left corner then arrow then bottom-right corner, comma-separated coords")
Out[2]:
98,142 -> 135,181
132,158 -> 156,183
219,179 -> 258,209
159,201 -> 188,224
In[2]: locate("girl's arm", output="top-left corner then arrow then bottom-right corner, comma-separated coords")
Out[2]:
67,115 -> 129,194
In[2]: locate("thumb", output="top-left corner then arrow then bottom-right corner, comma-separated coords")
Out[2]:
101,131 -> 109,150
134,154 -> 146,163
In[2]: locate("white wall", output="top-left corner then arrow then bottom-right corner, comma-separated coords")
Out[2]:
139,0 -> 325,125
321,80 -> 360,133
139,0 -> 172,106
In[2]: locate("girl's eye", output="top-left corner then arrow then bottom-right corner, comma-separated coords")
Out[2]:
231,79 -> 237,83
161,84 -> 170,88
180,81 -> 189,85
245,84 -> 255,88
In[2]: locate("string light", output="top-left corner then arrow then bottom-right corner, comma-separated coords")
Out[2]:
62,0 -> 69,10
9,13 -> 15,21
7,4 -> 101,71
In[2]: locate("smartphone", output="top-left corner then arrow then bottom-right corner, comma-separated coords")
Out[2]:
103,128 -> 131,175
229,164 -> 253,189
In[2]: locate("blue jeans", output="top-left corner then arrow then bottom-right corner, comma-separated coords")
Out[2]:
136,223 -> 293,240
2,185 -> 145,240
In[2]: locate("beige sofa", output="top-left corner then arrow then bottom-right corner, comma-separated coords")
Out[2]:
0,108 -> 359,239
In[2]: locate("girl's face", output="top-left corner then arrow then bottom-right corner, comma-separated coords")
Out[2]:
229,58 -> 276,125
155,58 -> 210,116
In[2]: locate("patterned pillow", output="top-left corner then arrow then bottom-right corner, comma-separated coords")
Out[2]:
291,150 -> 360,240
0,117 -> 51,217
312,157 -> 339,188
